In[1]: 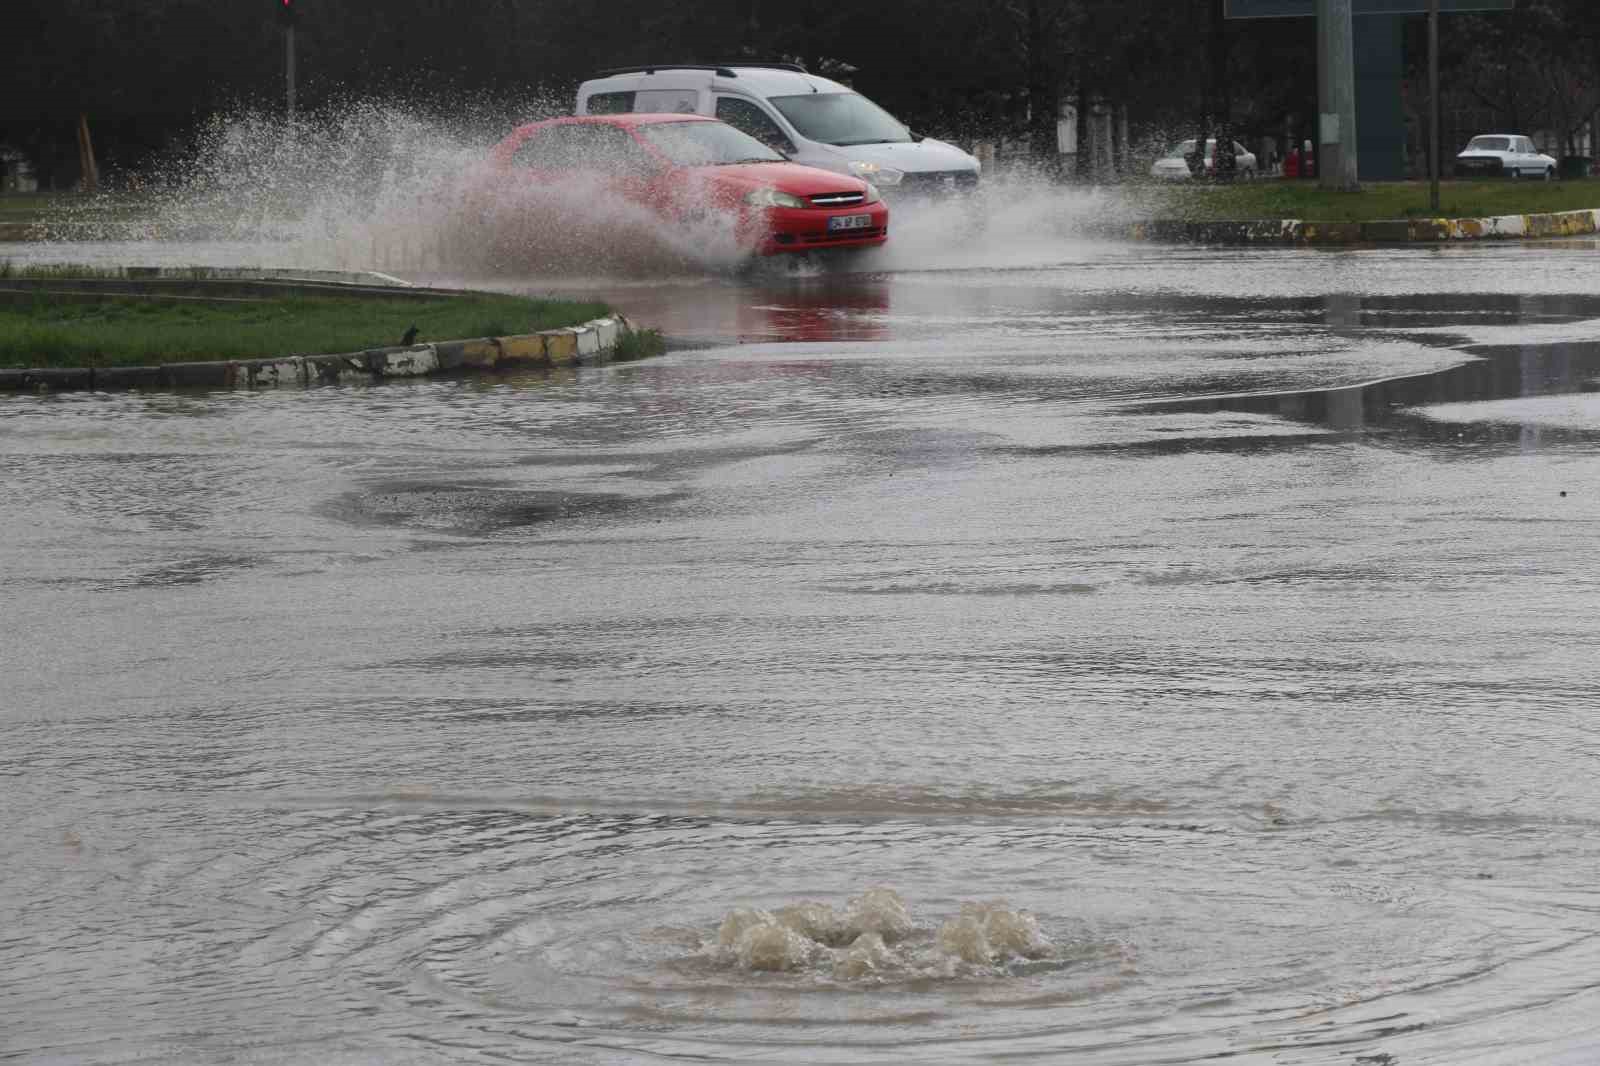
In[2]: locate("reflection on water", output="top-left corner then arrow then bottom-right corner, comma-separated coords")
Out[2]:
1135,292 -> 1600,450
6,251 -> 1600,1064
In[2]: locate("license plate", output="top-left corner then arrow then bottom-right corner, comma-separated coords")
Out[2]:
827,214 -> 873,232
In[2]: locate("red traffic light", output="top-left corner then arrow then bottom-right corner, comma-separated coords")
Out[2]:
276,0 -> 296,26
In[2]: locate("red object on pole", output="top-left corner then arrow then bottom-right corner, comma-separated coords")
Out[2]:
276,0 -> 296,27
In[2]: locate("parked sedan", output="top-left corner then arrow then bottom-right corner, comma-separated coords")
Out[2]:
1454,135 -> 1557,180
1149,139 -> 1258,181
480,114 -> 888,258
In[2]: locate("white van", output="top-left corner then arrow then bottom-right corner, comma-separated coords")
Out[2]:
575,63 -> 980,196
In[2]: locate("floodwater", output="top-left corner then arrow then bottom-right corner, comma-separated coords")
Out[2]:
5,235 -> 1600,1065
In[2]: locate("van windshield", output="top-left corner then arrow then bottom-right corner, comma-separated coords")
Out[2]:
769,93 -> 912,146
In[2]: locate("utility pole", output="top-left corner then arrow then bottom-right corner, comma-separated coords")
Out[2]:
277,0 -> 297,122
1315,0 -> 1359,189
1428,0 -> 1440,212
286,23 -> 297,121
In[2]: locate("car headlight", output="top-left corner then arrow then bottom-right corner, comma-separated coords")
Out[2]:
744,187 -> 807,209
863,183 -> 881,205
848,161 -> 904,187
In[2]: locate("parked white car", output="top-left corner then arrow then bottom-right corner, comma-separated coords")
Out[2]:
1454,135 -> 1557,180
1149,139 -> 1257,181
575,63 -> 981,197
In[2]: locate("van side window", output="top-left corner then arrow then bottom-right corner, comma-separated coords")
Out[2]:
587,92 -> 635,115
635,89 -> 699,114
715,97 -> 794,154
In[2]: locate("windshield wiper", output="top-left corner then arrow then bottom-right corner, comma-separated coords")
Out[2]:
829,138 -> 904,146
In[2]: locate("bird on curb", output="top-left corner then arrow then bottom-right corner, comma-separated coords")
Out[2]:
401,324 -> 419,346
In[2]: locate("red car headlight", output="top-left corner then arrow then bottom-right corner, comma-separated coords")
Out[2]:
744,188 -> 807,209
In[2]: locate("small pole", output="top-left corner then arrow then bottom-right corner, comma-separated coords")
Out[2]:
285,23 -> 297,122
1429,0 -> 1440,213
1316,0 -> 1359,190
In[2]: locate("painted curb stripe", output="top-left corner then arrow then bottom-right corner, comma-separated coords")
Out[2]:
1130,206 -> 1600,245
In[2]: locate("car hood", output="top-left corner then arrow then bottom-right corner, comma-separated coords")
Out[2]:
684,161 -> 873,197
811,137 -> 979,175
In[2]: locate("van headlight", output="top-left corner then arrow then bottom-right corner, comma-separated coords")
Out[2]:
863,183 -> 881,204
744,187 -> 807,209
848,161 -> 904,186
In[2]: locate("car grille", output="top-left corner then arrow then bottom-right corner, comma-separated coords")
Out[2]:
1454,157 -> 1504,177
895,170 -> 980,195
810,191 -> 866,207
773,227 -> 886,246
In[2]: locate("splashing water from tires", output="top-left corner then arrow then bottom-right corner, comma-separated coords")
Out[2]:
36,101 -> 1142,281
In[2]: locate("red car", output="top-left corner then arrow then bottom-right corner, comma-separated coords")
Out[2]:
483,114 -> 888,257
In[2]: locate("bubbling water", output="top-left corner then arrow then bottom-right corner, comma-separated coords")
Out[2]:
712,888 -> 1053,981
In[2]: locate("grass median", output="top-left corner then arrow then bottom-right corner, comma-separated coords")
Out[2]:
1133,178 -> 1600,223
1,290 -> 614,369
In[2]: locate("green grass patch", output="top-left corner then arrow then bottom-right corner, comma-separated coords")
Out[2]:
1133,178 -> 1600,223
612,327 -> 665,362
1,292 -> 611,369
0,193 -> 69,223
0,192 -> 155,225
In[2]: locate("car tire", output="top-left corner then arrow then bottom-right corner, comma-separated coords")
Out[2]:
1545,166 -> 1555,182
1241,168 -> 1255,181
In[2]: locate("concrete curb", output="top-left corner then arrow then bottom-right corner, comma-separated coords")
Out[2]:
118,266 -> 417,287
0,222 -> 47,243
0,266 -> 413,288
0,277 -> 449,304
1129,207 -> 1600,245
0,314 -> 639,393
1,221 -> 281,244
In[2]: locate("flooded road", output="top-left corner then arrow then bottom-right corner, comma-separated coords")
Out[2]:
5,240 -> 1600,1064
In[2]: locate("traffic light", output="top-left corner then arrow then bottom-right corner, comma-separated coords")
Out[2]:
276,0 -> 296,27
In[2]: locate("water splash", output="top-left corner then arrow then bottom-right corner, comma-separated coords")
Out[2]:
865,175 -> 1136,273
37,99 -> 1140,280
713,888 -> 1053,980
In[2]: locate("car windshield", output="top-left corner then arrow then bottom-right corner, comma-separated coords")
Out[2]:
1167,139 -> 1216,159
1467,136 -> 1512,152
769,93 -> 912,146
635,121 -> 783,166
